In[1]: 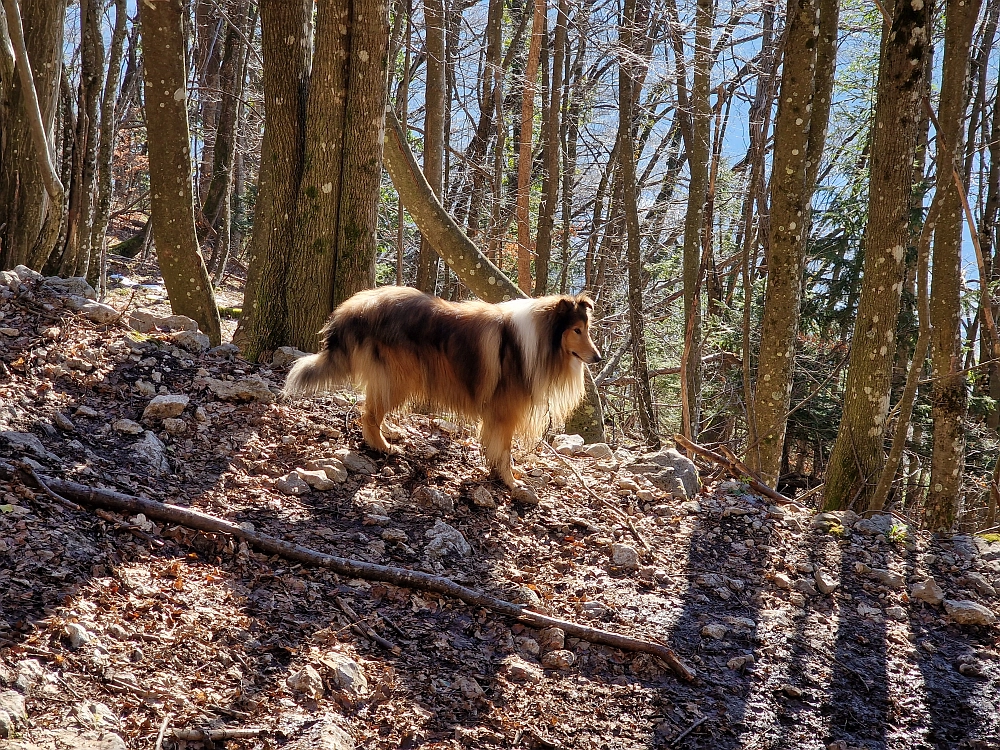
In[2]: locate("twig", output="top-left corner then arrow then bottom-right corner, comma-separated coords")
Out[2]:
171,727 -> 267,741
673,435 -> 803,510
671,715 -> 708,746
334,596 -> 402,655
153,713 -> 172,750
0,463 -> 695,681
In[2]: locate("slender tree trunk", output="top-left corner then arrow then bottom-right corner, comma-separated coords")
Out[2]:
984,80 -> 1000,432
234,0 -> 310,359
678,0 -> 713,440
515,0 -> 544,293
822,0 -> 929,511
748,0 -> 825,483
416,0 -> 446,293
139,0 -> 222,345
926,0 -> 984,531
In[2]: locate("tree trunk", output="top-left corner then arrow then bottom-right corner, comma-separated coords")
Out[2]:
925,0 -> 983,531
234,0 -> 310,359
139,0 -> 222,346
620,0 -> 659,448
747,0 -> 824,484
678,0 -> 713,440
515,0 -> 544,293
0,0 -> 66,271
822,0 -> 928,511
416,0 -> 446,293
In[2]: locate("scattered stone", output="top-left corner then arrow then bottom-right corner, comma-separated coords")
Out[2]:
0,431 -> 52,459
853,514 -> 895,536
74,405 -> 99,418
73,700 -> 116,730
943,600 -> 996,626
320,653 -> 368,696
511,485 -> 539,505
171,329 -> 210,352
857,603 -> 882,619
792,578 -> 818,596
814,568 -> 839,595
276,472 -> 311,496
727,655 -> 755,670
551,433 -> 585,455
470,485 -> 496,508
77,300 -> 119,324
133,431 -> 170,474
581,442 -> 614,459
296,468 -> 339,491
701,623 -> 728,640
516,636 -> 540,656
128,307 -> 198,333
627,448 -> 700,498
870,568 -> 906,590
501,655 -> 542,683
141,394 -> 189,421
413,486 -> 455,513
774,572 -> 792,590
111,419 -> 143,436
618,477 -> 641,492
636,489 -> 656,503
45,276 -> 97,299
105,624 -> 128,641
540,649 -> 576,669
581,601 -> 609,617
788,591 -> 807,608
381,528 -> 408,544
681,500 -> 701,514
52,411 -> 75,431
611,543 -> 640,570
65,623 -> 91,649
911,577 -> 945,606
0,328 -> 19,337
162,418 -> 187,436
537,627 -> 565,652
780,684 -> 802,699
13,265 -> 44,283
65,356 -> 95,372
0,690 -> 27,738
963,572 -> 997,598
425,520 -> 472,558
886,606 -> 908,622
202,376 -> 276,403
302,457 -> 349,483
283,718 -> 356,750
287,665 -> 325,699
334,448 -> 378,475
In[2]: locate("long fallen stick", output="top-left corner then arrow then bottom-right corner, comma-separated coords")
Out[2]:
5,464 -> 695,682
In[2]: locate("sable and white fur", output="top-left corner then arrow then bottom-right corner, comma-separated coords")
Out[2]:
284,286 -> 602,487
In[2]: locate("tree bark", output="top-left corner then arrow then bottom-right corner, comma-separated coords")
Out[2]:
515,0 -> 544,293
416,0 -> 447,293
747,0 -> 822,484
926,0 -> 984,531
139,0 -> 222,346
822,0 -> 928,511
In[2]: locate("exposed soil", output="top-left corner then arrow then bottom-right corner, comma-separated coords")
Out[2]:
0,267 -> 998,750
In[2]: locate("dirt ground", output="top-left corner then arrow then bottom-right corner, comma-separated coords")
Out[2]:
0,261 -> 999,750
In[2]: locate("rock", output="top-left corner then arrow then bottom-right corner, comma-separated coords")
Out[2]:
774,572 -> 792,590
627,448 -> 700,498
413,486 -> 455,513
470,485 -> 496,508
12,265 -> 43,284
203,376 -> 276,403
636,489 -> 655,503
74,405 -> 99,418
958,661 -> 985,678
611,543 -> 640,570
52,412 -> 75,432
295,468 -> 339,491
0,270 -> 20,292
134,380 -> 156,397
0,328 -> 19,337
581,601 -> 609,617
334,448 -> 378,474
537,627 -> 565,652
105,624 -> 128,641
0,690 -> 27,738
14,660 -> 51,693
853,513 -> 895,536
501,655 -> 542,683
276,472 -> 311,496
273,346 -> 309,367
65,356 -> 95,372
857,603 -> 882,619
780,684 -> 802,699
133,431 -> 170,474
515,636 -> 540,655
141,394 -> 189,421
38,731 -> 127,750
814,568 -> 839,595
320,653 -> 368,696
111,419 -> 143,435
65,623 -> 91,649
73,701 -> 116,730
425,520 -> 472,558
886,606 -> 908,622
283,718 -> 356,750
552,433 -> 585,455
456,676 -> 485,701
943,600 -> 996,626
77,301 -> 119,324
681,500 -> 701,514
511,485 -> 539,505
287,665 -> 325,699
911,577 -> 945,606
128,307 -> 197,333
727,655 -> 755,670
701,623 -> 728,640
540,649 -> 576,669
170,329 -> 210,353
302,457 -> 348,483
618,477 -> 642,492
792,578 -> 818,596
870,568 -> 906,590
381,528 -> 408,544
0,431 -> 52,460
963,572 -> 997,598
581,442 -> 614,459
162,418 -> 187,436
45,276 -> 97,299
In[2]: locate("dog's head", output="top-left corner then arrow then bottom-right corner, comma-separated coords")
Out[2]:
554,294 -> 602,365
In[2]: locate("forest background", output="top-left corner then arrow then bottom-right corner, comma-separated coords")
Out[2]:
1,0 -> 999,534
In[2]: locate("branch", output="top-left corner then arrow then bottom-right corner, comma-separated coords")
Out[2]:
0,464 -> 694,682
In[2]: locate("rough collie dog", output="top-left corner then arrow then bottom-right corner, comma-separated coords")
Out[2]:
283,286 -> 602,487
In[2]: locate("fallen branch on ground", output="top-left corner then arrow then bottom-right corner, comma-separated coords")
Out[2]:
673,434 -> 803,510
2,463 -> 695,682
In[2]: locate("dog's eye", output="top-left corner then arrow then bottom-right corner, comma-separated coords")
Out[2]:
574,327 -> 582,335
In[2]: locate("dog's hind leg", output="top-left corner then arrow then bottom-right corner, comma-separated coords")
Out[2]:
480,412 -> 520,488
360,370 -> 405,454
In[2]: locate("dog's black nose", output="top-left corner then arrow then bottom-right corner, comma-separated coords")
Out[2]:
592,352 -> 603,364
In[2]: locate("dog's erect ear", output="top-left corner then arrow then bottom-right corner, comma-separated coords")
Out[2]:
576,294 -> 595,312
555,298 -> 574,317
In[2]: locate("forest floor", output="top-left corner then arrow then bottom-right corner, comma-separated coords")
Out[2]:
0,259 -> 999,750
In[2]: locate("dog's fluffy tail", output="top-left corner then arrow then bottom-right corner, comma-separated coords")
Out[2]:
283,348 -> 349,398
